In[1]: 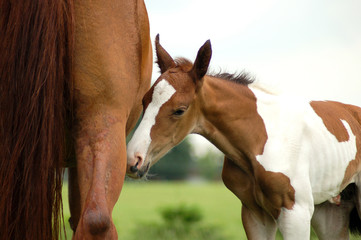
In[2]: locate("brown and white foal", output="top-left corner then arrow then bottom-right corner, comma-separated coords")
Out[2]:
126,35 -> 361,240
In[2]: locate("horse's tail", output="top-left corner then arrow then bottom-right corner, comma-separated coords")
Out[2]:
0,1 -> 74,239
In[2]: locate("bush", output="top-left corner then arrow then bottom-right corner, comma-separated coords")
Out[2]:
130,203 -> 228,240
160,203 -> 202,226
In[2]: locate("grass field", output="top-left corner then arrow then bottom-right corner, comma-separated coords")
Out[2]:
62,181 -> 358,239
62,181 -> 246,239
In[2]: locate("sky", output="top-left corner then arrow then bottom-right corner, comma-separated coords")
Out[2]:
144,0 -> 361,154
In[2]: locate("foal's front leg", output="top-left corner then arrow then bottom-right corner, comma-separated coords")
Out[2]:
277,204 -> 313,239
242,206 -> 277,240
222,158 -> 277,239
277,183 -> 314,240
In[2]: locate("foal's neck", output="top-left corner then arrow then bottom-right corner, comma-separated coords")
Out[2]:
196,76 -> 268,166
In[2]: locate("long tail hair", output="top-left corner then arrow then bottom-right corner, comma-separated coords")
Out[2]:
0,1 -> 74,239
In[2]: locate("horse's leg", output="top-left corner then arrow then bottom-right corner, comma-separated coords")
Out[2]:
277,183 -> 314,240
277,203 -> 312,240
311,201 -> 354,240
73,111 -> 126,239
68,166 -> 81,232
351,176 -> 361,235
222,157 -> 277,239
242,206 -> 277,240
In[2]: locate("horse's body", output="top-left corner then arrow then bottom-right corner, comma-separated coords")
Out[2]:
0,0 -> 151,239
126,36 -> 361,239
69,1 -> 152,238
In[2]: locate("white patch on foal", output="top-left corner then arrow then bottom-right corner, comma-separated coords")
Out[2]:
250,87 -> 358,239
127,79 -> 176,165
250,87 -> 357,204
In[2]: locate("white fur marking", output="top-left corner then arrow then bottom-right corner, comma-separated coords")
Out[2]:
127,79 -> 176,165
251,86 -> 357,205
250,87 -> 358,238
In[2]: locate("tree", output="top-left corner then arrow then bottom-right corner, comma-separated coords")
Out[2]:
195,150 -> 223,181
149,138 -> 195,180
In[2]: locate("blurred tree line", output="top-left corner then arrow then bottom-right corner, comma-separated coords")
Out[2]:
148,137 -> 223,181
126,119 -> 223,181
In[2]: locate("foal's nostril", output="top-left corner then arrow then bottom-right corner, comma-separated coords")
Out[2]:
130,163 -> 138,173
130,155 -> 143,173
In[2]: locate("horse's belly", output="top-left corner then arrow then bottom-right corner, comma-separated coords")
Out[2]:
308,119 -> 357,204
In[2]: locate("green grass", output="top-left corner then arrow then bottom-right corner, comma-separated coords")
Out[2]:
62,181 -> 245,239
61,181 -> 359,239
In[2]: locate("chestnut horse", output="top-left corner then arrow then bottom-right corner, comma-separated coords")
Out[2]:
0,0 -> 151,239
127,36 -> 361,239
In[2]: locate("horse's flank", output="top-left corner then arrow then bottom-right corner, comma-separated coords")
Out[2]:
0,1 -> 74,239
310,101 -> 361,189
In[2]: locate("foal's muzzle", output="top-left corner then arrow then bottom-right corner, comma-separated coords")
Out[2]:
127,161 -> 150,179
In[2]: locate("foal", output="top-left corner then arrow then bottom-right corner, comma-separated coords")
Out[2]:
127,35 -> 361,239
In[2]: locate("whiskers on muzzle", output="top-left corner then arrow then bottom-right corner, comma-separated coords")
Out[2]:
127,162 -> 151,179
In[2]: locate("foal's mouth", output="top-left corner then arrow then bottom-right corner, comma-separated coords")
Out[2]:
127,162 -> 150,179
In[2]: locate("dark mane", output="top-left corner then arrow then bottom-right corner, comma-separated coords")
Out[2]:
211,71 -> 255,85
174,58 -> 254,85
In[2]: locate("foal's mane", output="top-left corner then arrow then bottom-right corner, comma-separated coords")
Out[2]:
174,57 -> 194,71
211,72 -> 255,85
174,57 -> 255,85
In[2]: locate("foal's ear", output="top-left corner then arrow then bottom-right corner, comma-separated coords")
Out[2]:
190,40 -> 212,85
155,34 -> 176,73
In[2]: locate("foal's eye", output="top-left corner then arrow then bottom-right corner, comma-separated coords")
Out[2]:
173,108 -> 186,116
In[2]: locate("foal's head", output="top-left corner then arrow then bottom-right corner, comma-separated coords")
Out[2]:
126,35 -> 212,178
